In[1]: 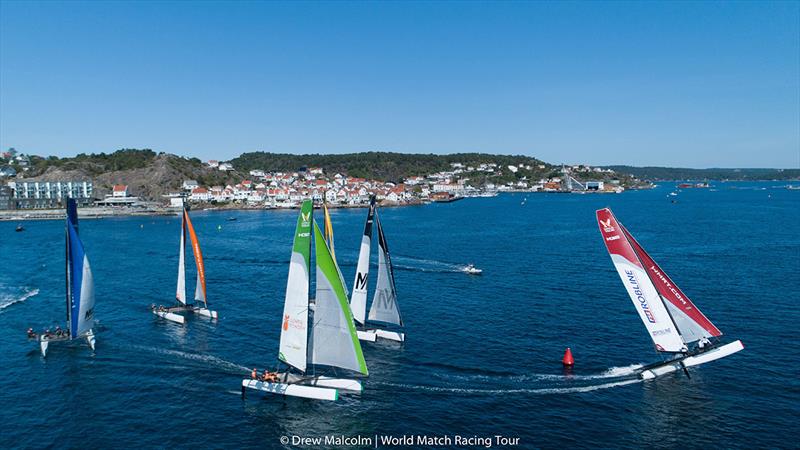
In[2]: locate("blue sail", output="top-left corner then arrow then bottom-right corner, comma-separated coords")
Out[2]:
67,219 -> 95,337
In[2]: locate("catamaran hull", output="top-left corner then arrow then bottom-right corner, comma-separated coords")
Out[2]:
241,379 -> 338,401
38,331 -> 96,357
194,307 -> 217,319
358,329 -> 404,342
357,330 -> 377,342
639,340 -> 744,380
308,376 -> 363,393
152,310 -> 185,324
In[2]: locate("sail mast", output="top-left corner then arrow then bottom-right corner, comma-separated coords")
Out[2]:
65,199 -> 76,333
323,200 -> 336,261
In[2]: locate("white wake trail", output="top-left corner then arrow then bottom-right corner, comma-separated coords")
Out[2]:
0,288 -> 39,313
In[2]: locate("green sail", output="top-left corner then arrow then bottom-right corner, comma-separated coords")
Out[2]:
311,222 -> 368,376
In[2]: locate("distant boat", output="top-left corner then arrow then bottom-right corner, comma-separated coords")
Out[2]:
242,200 -> 368,401
350,196 -> 405,343
787,185 -> 800,190
35,199 -> 96,357
226,217 -> 237,221
462,264 -> 483,275
15,224 -> 24,232
669,192 -> 678,197
596,208 -> 743,380
152,207 -> 218,324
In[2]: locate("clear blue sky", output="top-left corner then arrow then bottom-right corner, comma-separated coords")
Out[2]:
1,1 -> 798,168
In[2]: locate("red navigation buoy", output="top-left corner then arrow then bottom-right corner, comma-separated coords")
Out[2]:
562,348 -> 574,366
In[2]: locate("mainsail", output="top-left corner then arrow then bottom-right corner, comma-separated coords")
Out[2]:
350,197 -> 376,325
621,224 -> 721,343
596,208 -> 685,352
311,222 -> 368,375
65,199 -> 95,338
176,211 -> 187,304
183,210 -> 207,307
367,213 -> 402,327
278,200 -> 313,372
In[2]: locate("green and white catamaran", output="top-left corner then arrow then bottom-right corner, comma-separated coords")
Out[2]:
350,196 -> 405,343
242,200 -> 368,401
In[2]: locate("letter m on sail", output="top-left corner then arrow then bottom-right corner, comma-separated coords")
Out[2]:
355,272 -> 368,290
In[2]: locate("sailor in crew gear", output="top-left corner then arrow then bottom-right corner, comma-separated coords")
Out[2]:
251,368 -> 258,380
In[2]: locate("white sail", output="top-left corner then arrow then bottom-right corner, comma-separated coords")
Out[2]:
350,198 -> 375,325
278,200 -> 313,373
367,215 -> 402,326
176,212 -> 187,304
311,222 -> 368,375
597,209 -> 685,352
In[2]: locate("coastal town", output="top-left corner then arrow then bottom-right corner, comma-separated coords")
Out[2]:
0,147 -> 631,215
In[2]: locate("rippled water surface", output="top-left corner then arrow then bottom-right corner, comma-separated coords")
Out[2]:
1,182 -> 798,448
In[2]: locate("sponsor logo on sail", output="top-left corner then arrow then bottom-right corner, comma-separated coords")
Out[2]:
606,235 -> 620,241
600,218 -> 615,233
625,269 -> 656,323
355,272 -> 368,291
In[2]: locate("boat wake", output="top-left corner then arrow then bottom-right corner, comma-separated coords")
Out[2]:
391,255 -> 475,274
374,378 -> 641,396
130,345 -> 251,374
0,288 -> 39,313
409,364 -> 645,396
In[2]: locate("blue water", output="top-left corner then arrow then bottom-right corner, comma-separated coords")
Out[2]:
1,182 -> 798,449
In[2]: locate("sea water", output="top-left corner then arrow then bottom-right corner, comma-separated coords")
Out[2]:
1,182 -> 798,448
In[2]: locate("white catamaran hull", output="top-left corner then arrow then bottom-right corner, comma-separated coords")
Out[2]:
194,307 -> 218,319
241,379 -> 338,401
639,340 -> 745,380
38,330 -> 96,357
358,329 -> 404,342
357,330 -> 377,342
307,376 -> 363,392
152,310 -> 185,324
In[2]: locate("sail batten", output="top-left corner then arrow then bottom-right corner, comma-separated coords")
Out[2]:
597,209 -> 685,352
367,213 -> 402,327
350,197 -> 375,325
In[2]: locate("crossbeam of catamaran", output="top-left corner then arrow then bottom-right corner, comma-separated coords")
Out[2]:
28,199 -> 97,357
349,196 -> 405,343
152,207 -> 218,324
242,199 -> 368,401
596,208 -> 743,380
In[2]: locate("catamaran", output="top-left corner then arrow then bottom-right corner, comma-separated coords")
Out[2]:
350,197 -> 405,343
152,207 -> 217,324
242,200 -> 368,401
596,208 -> 743,380
35,199 -> 96,357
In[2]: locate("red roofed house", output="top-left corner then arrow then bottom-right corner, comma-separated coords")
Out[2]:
112,184 -> 129,198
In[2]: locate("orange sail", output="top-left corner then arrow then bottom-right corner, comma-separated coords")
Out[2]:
183,210 -> 207,306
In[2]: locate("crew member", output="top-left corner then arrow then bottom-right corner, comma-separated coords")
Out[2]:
251,368 -> 258,380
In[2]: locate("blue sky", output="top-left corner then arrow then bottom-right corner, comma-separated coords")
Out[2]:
1,1 -> 798,168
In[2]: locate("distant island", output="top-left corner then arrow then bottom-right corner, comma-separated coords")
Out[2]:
602,165 -> 800,182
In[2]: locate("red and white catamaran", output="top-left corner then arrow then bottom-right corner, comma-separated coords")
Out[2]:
596,208 -> 743,380
152,207 -> 218,324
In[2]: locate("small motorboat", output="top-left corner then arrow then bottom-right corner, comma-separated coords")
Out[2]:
462,264 -> 482,275
226,217 -> 237,221
15,224 -> 24,232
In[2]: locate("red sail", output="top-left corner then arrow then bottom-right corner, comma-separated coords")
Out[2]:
620,224 -> 721,337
